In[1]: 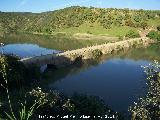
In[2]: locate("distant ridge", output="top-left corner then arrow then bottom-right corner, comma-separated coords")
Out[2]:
0,6 -> 160,35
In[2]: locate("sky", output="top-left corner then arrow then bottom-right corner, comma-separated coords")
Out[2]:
0,0 -> 160,13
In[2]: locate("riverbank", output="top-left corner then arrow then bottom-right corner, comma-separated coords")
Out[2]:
21,31 -> 120,43
0,32 -> 117,51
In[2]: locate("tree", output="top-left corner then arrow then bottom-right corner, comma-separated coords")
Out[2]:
134,15 -> 142,23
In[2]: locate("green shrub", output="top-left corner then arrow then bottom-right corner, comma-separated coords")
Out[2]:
139,21 -> 148,30
92,49 -> 103,58
129,61 -> 160,120
1,87 -> 123,120
71,94 -> 122,119
0,55 -> 27,89
147,30 -> 160,41
72,94 -> 106,116
125,19 -> 135,27
30,88 -> 76,118
147,30 -> 158,39
29,89 -> 120,119
0,55 -> 41,89
126,30 -> 140,38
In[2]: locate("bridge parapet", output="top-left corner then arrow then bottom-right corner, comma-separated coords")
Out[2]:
21,37 -> 154,67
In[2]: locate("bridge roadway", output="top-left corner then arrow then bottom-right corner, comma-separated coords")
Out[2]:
21,37 -> 153,67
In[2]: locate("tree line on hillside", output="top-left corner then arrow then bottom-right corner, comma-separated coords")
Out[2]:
0,6 -> 160,34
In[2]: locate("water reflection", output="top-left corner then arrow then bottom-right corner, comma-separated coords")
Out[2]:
42,44 -> 160,113
46,58 -> 147,113
0,33 -> 159,114
0,44 -> 59,58
0,33 -> 110,50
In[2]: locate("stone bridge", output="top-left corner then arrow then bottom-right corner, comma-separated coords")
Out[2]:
21,37 -> 153,68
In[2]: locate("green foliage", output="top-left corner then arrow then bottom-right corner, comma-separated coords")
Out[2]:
29,88 -> 121,119
0,55 -> 26,88
28,87 -> 76,118
1,87 -> 122,120
0,55 -> 41,89
92,49 -> 103,58
71,94 -> 121,119
72,94 -> 106,116
125,19 -> 135,27
129,61 -> 160,120
139,21 -> 148,30
147,30 -> 160,41
125,30 -> 140,38
23,88 -> 121,119
0,51 -> 123,120
4,100 -> 42,120
29,87 -> 61,108
0,6 -> 159,34
1,88 -> 51,120
147,30 -> 158,39
134,15 -> 142,23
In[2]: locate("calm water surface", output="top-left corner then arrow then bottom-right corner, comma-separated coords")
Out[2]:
0,33 -> 160,113
47,58 -> 148,113
44,44 -> 160,113
0,44 -> 59,58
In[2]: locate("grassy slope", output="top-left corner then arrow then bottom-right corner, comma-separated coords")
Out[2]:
0,7 -> 159,38
56,22 -> 139,37
147,18 -> 160,28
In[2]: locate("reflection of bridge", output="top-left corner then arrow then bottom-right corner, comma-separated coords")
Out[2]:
21,37 -> 153,67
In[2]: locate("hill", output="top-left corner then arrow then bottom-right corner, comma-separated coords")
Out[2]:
0,6 -> 160,37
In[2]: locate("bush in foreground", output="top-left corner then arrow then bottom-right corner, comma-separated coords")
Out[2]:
0,55 -> 41,89
0,56 -> 121,119
129,61 -> 160,120
1,87 -> 121,120
71,94 -> 122,119
0,55 -> 27,89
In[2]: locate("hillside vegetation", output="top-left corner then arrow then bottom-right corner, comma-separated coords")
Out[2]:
0,6 -> 160,37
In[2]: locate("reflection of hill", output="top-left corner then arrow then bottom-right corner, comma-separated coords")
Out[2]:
117,44 -> 160,61
41,43 -> 160,86
99,44 -> 160,61
0,33 -> 110,51
41,59 -> 100,85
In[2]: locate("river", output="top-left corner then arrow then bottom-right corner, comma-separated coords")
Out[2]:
0,33 -> 159,114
